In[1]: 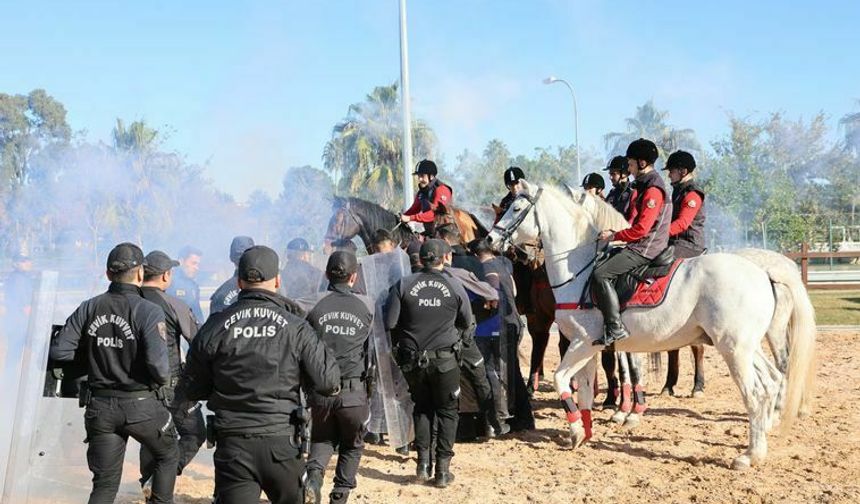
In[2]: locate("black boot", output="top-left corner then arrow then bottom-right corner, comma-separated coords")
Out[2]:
329,488 -> 349,503
416,452 -> 432,482
591,278 -> 629,346
305,469 -> 323,504
434,458 -> 455,488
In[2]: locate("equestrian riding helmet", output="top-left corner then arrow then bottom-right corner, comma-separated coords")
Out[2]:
413,159 -> 438,176
626,138 -> 659,164
503,166 -> 526,186
663,150 -> 696,172
581,172 -> 606,190
603,155 -> 628,174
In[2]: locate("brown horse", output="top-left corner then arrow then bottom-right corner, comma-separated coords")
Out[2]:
325,196 -> 488,253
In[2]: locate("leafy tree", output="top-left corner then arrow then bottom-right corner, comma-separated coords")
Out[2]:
322,83 -> 436,208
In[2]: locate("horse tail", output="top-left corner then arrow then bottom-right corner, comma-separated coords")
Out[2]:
779,271 -> 817,429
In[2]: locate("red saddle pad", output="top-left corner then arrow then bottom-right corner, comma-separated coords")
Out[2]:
623,258 -> 685,309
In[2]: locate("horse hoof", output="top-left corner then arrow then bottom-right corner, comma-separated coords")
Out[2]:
623,413 -> 640,429
569,422 -> 587,450
731,455 -> 751,471
661,387 -> 675,397
691,390 -> 704,399
610,410 -> 627,424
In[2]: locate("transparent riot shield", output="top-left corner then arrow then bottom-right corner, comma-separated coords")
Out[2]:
358,249 -> 414,450
279,250 -> 328,305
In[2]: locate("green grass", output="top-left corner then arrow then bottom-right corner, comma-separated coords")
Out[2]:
809,290 -> 860,325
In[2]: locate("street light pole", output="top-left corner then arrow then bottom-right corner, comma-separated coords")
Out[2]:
398,0 -> 414,210
543,76 -> 581,183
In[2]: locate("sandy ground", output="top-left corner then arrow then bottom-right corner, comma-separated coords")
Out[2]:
131,328 -> 859,504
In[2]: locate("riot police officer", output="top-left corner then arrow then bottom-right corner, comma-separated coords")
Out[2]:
174,245 -> 341,504
139,250 -> 205,490
167,245 -> 204,322
49,242 -> 178,504
209,236 -> 255,314
605,155 -> 634,216
385,239 -> 473,488
305,251 -> 374,504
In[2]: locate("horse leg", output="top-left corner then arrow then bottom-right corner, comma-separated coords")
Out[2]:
716,340 -> 776,469
555,338 -> 598,449
526,314 -> 549,395
662,349 -> 680,396
600,349 -> 618,410
691,344 -> 706,397
611,352 -> 631,424
624,353 -> 647,428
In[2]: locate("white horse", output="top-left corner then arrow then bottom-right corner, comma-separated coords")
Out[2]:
488,181 -> 816,469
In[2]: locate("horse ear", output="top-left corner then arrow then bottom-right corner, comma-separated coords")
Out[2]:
491,203 -> 501,216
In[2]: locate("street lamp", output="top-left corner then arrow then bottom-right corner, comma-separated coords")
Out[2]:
543,76 -> 581,183
399,0 -> 414,210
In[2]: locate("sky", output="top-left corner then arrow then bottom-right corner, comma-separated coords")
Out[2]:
2,1 -> 858,201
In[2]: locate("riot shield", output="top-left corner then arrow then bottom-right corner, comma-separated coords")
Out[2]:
358,249 -> 414,450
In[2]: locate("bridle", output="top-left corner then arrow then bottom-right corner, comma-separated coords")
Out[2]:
326,199 -> 408,251
492,187 -> 601,290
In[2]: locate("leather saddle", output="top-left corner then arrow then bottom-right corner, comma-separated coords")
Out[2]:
615,246 -> 675,306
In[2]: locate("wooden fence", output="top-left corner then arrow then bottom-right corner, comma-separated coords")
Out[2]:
784,242 -> 860,290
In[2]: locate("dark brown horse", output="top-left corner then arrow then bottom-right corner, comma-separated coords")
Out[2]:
324,196 -> 488,253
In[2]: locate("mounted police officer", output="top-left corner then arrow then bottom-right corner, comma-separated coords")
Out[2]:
605,155 -> 634,216
664,150 -> 706,259
496,166 -> 526,223
173,245 -> 341,504
581,172 -> 606,199
138,250 -> 205,493
209,236 -> 255,314
385,239 -> 473,488
400,160 -> 453,236
167,245 -> 204,322
305,251 -> 374,504
592,139 -> 671,346
49,243 -> 178,504
663,150 -> 707,396
280,237 -> 325,301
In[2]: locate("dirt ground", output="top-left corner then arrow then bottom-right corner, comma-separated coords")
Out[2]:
148,327 -> 859,504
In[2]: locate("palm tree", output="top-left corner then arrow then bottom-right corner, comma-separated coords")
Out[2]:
323,83 -> 437,208
603,100 -> 701,161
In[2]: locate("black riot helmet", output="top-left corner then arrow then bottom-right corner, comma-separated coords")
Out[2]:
626,138 -> 659,165
603,155 -> 628,174
503,166 -> 526,186
663,150 -> 697,172
413,159 -> 438,176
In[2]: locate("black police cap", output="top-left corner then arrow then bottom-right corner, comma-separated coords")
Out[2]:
664,150 -> 697,172
107,242 -> 145,273
504,166 -> 525,185
230,236 -> 255,264
626,138 -> 659,164
238,245 -> 280,283
413,159 -> 438,176
604,155 -> 628,173
581,172 -> 606,190
286,237 -> 311,252
326,251 -> 358,279
144,250 -> 180,275
419,238 -> 451,262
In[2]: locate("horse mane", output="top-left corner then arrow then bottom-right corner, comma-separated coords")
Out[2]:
333,196 -> 411,244
539,185 -> 631,233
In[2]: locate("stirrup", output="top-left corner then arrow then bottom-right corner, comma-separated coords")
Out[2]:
592,326 -> 629,347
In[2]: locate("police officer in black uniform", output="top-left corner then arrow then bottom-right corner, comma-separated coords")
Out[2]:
604,155 -> 634,216
139,250 -> 205,490
281,238 -> 325,300
210,236 -> 255,314
49,243 -> 178,504
173,245 -> 340,504
305,251 -> 374,504
385,239 -> 473,488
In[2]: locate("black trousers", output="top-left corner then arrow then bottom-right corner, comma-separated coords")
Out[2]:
213,434 -> 303,504
140,400 -> 205,484
84,397 -> 178,504
404,356 -> 460,462
475,337 -> 509,419
592,248 -> 651,326
459,342 -> 497,423
307,387 -> 369,491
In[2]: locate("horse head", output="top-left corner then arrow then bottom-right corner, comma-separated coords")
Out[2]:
324,197 -> 362,247
487,180 -> 544,251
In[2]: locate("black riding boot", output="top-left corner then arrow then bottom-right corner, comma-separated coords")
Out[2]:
434,457 -> 455,488
591,278 -> 629,346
